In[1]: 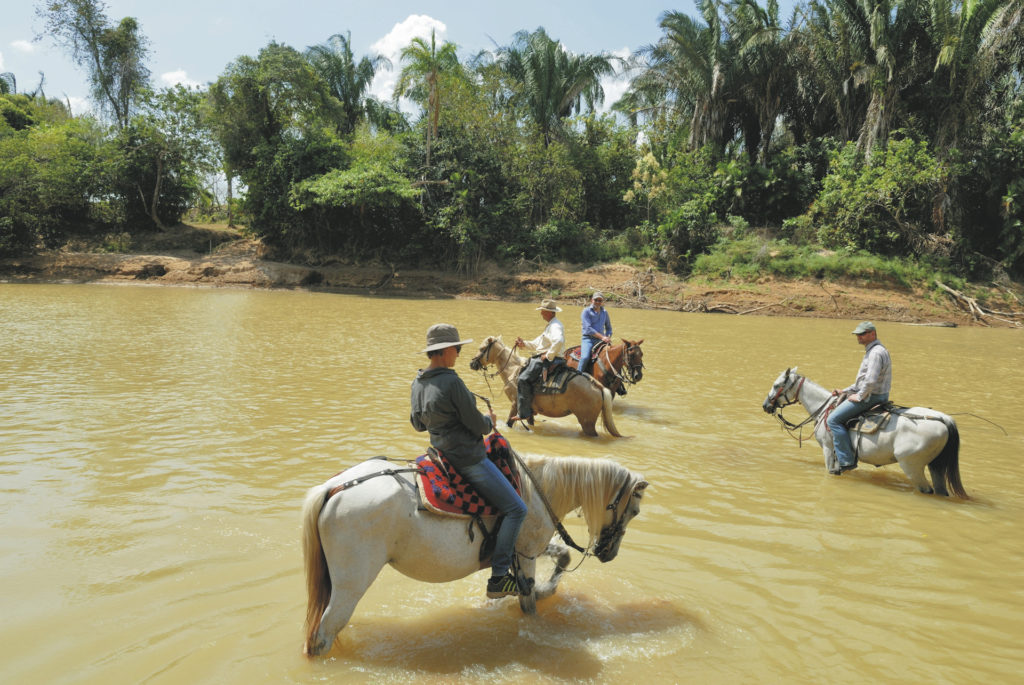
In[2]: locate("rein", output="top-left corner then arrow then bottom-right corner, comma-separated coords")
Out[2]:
769,376 -> 835,446
509,447 -> 590,555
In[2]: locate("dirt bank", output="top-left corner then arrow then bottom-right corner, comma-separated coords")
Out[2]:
2,224 -> 1021,328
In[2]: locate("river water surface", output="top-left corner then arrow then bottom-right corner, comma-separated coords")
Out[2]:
1,283 -> 1021,684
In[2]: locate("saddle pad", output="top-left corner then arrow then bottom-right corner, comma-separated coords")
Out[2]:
416,433 -> 522,517
536,363 -> 577,395
565,343 -> 607,364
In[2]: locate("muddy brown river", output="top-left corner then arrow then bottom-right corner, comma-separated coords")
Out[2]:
1,284 -> 1021,683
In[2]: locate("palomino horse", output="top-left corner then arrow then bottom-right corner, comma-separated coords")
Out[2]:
565,339 -> 645,396
762,368 -> 967,497
302,452 -> 648,656
468,336 -> 621,437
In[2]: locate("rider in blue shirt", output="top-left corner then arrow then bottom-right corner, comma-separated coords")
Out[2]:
579,292 -> 612,375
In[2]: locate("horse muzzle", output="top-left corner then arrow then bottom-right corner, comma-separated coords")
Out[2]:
469,358 -> 482,371
762,399 -> 777,414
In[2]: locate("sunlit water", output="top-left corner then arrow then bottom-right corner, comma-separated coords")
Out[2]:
1,283 -> 1021,684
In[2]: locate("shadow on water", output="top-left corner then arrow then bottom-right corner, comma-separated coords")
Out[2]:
321,595 -> 699,679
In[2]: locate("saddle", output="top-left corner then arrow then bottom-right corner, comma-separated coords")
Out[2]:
566,341 -> 608,365
415,432 -> 522,564
535,361 -> 578,395
844,401 -> 901,434
415,432 -> 522,517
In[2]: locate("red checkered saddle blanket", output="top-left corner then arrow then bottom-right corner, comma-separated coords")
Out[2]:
416,432 -> 522,517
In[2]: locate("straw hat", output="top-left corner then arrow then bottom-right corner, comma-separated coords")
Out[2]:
422,323 -> 473,352
535,298 -> 562,312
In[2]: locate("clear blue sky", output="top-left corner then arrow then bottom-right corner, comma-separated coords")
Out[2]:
1,1 -> 798,114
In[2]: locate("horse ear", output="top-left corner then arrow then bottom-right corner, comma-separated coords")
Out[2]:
636,339 -> 643,345
496,335 -> 503,342
792,366 -> 798,374
635,480 -> 648,492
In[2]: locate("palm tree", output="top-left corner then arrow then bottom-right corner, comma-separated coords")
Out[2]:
728,0 -> 798,164
926,0 -> 1024,156
305,32 -> 391,135
496,27 -> 616,145
394,29 -> 461,168
629,3 -> 739,157
828,0 -> 927,159
788,0 -> 868,144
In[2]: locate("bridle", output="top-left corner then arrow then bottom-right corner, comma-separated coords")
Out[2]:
593,475 -> 640,560
766,370 -> 834,445
511,449 -> 641,563
469,338 -> 519,398
621,343 -> 644,383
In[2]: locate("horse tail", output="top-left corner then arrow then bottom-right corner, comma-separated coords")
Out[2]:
600,386 -> 622,437
933,417 -> 967,499
302,483 -> 332,656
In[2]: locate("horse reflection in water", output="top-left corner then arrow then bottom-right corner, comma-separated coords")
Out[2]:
301,453 -> 647,656
763,367 -> 967,497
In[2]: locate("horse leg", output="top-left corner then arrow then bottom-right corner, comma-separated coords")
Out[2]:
533,542 -> 571,601
517,555 -> 538,614
310,543 -> 388,656
896,458 -> 934,494
927,460 -> 950,497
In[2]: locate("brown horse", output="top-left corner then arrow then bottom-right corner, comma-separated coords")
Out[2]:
565,339 -> 645,396
469,336 -> 621,437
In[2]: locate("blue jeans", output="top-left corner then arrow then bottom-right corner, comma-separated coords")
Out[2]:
458,457 -> 527,578
827,393 -> 889,466
578,336 -> 598,374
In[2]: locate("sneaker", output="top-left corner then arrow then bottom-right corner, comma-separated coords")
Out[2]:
486,572 -> 522,598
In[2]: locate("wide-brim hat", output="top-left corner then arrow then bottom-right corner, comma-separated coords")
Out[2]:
536,298 -> 562,312
422,323 -> 473,352
852,321 -> 876,334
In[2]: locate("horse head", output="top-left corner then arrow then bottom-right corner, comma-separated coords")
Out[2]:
622,339 -> 645,382
593,476 -> 648,562
762,367 -> 801,414
469,336 -> 502,371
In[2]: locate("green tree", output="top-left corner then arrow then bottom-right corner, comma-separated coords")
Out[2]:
304,32 -> 393,135
37,0 -> 150,129
394,29 -> 461,168
496,27 -> 616,145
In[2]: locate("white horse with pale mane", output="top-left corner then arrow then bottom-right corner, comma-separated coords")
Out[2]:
468,336 -> 621,437
763,367 -> 967,497
302,452 -> 647,656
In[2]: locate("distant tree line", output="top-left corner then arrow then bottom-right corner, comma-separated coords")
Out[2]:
2,0 -> 1023,279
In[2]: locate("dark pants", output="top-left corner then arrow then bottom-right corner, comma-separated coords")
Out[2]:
517,356 -> 551,420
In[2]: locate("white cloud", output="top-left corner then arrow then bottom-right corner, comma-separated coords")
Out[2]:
368,14 -> 447,112
597,47 -> 633,115
66,96 -> 90,116
11,40 -> 36,54
160,69 -> 202,89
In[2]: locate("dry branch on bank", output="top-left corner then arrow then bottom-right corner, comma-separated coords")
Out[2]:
936,280 -> 1024,327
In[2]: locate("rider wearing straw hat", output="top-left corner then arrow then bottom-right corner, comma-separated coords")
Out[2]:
410,323 -> 528,598
826,321 -> 892,475
512,298 -> 566,426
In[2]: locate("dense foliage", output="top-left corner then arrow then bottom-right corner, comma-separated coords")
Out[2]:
5,0 -> 1024,281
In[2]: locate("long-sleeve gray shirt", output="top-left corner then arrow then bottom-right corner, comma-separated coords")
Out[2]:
410,366 -> 493,469
844,339 -> 892,399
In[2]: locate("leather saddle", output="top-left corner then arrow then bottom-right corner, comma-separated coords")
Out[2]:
846,401 -> 899,434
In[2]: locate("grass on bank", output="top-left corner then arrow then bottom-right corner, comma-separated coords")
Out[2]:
685,235 -> 980,302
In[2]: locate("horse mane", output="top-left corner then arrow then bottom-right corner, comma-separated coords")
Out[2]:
522,455 -> 635,542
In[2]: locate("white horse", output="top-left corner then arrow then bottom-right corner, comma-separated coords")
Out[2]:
762,368 -> 967,497
468,336 -> 621,437
302,452 -> 648,656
